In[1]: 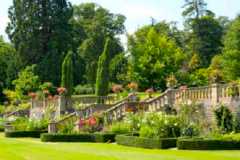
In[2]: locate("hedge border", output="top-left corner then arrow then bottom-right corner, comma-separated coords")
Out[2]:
5,131 -> 47,138
116,135 -> 177,149
41,133 -> 116,143
177,139 -> 240,150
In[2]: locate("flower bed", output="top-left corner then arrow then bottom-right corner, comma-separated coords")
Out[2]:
116,135 -> 177,149
41,133 -> 116,143
177,138 -> 240,150
5,131 -> 47,138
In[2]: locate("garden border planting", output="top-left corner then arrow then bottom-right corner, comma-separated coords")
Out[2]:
5,131 -> 47,138
116,135 -> 177,149
177,138 -> 240,150
41,133 -> 116,142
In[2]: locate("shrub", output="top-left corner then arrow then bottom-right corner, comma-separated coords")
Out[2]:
139,113 -> 181,138
41,133 -> 116,143
74,84 -> 94,95
41,133 -> 95,142
177,138 -> 240,150
110,122 -> 131,134
116,135 -> 177,149
93,133 -> 116,143
5,131 -> 46,138
214,105 -> 233,133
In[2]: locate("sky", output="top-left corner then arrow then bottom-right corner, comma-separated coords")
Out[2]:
1,0 -> 240,43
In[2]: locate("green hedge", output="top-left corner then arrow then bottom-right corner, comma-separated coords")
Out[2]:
116,135 -> 177,149
41,133 -> 116,142
93,133 -> 116,143
5,131 -> 47,138
177,138 -> 240,150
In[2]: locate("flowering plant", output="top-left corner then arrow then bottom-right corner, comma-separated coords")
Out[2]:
57,87 -> 67,95
127,82 -> 138,92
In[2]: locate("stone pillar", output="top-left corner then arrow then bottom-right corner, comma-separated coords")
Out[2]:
166,89 -> 175,107
58,96 -> 66,114
48,122 -> 57,133
211,83 -> 220,106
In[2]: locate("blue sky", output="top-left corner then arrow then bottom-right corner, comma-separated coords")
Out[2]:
1,0 -> 240,42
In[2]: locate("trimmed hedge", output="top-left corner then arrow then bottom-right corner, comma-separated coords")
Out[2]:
177,138 -> 240,150
41,133 -> 116,143
5,131 -> 47,138
93,133 -> 116,143
116,135 -> 177,149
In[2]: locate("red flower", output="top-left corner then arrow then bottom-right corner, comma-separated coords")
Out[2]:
78,119 -> 85,127
88,117 -> 97,126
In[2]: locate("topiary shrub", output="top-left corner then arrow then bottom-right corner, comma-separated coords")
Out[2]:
95,38 -> 111,99
116,135 -> 176,149
177,138 -> 240,150
5,131 -> 46,138
93,133 -> 116,143
41,133 -> 95,142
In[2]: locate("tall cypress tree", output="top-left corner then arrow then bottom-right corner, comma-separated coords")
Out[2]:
61,51 -> 73,96
95,38 -> 111,97
6,0 -> 73,85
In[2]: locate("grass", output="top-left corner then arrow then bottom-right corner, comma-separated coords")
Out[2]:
0,134 -> 240,160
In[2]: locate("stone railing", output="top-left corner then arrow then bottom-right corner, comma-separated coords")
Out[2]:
48,96 -> 130,133
104,83 -> 240,122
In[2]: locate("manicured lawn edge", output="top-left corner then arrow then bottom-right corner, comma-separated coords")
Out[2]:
177,138 -> 240,150
116,135 -> 177,149
41,133 -> 116,142
5,131 -> 47,138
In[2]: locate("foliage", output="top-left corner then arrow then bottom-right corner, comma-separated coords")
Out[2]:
214,105 -> 234,133
11,117 -> 48,132
7,0 -> 73,85
12,65 -> 40,99
0,38 -> 20,103
74,3 -> 125,86
74,84 -> 95,95
128,26 -> 185,90
178,103 -> 205,137
116,135 -> 177,149
222,16 -> 240,80
61,51 -> 73,96
96,38 -> 111,96
109,122 -> 131,135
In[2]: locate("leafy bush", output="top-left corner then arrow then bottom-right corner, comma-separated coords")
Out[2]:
5,131 -> 46,138
12,117 -> 48,131
178,103 -> 205,137
214,105 -> 233,133
116,135 -> 177,149
58,121 -> 75,134
110,122 -> 131,134
74,84 -> 94,95
0,118 -> 4,132
139,113 -> 181,138
177,138 -> 240,150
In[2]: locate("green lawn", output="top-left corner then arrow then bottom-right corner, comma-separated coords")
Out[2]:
0,134 -> 240,160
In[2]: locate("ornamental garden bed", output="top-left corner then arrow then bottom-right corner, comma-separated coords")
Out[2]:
41,133 -> 116,143
5,131 -> 47,138
177,138 -> 240,150
116,135 -> 177,149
